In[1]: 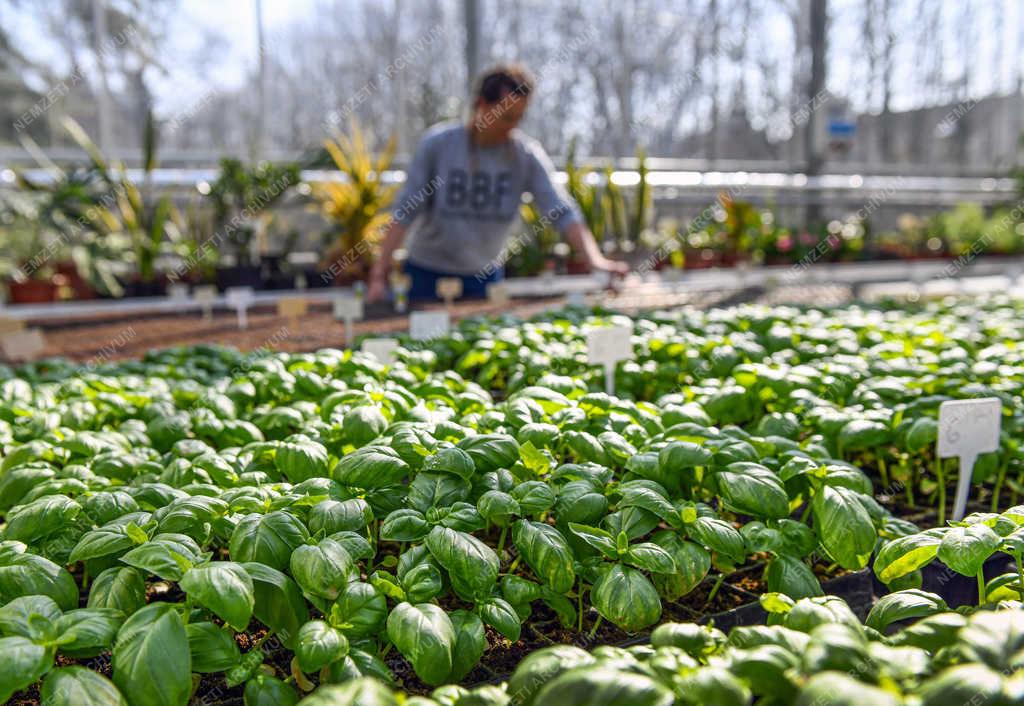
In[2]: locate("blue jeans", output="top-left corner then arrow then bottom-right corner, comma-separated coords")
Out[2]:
405,261 -> 504,301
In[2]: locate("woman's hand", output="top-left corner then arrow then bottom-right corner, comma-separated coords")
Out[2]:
366,271 -> 389,304
589,255 -> 630,278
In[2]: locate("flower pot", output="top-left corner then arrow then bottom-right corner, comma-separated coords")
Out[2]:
566,258 -> 591,275
56,262 -> 95,300
215,265 -> 262,291
7,279 -> 58,304
122,278 -> 167,298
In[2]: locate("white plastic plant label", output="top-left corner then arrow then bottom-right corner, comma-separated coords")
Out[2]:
586,325 -> 634,395
486,282 -> 510,305
193,285 -> 218,321
436,277 -> 463,304
566,291 -> 587,307
167,283 -> 190,301
333,295 -> 364,347
332,295 -> 364,321
409,310 -> 450,341
1,328 -> 45,362
938,397 -> 1001,521
226,287 -> 255,329
362,337 -> 399,365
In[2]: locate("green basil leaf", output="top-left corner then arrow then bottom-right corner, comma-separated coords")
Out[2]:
510,481 -> 556,516
407,472 -> 471,514
812,485 -> 876,570
915,664 -> 1005,706
297,677 -> 398,706
243,561 -> 311,649
229,511 -> 310,571
295,620 -> 349,672
592,564 -> 662,633
422,446 -> 476,480
512,520 -> 576,593
937,524 -> 1000,577
715,462 -> 790,519
425,526 -> 499,601
380,509 -> 430,542
534,666 -> 673,706
330,580 -> 387,638
765,555 -> 822,600
179,561 -> 255,631
55,608 -> 122,658
112,603 -> 191,706
186,621 -> 241,673
401,563 -> 443,603
687,516 -> 746,568
41,666 -> 127,706
87,566 -> 146,616
797,672 -> 900,706
333,446 -> 409,488
624,543 -> 678,574
479,596 -> 521,641
69,526 -> 136,564
274,437 -> 329,483
865,589 -> 948,633
874,530 -> 944,585
507,645 -> 595,706
0,635 -> 52,703
447,610 -> 486,683
308,499 -> 373,535
386,602 -> 455,686
650,531 -> 710,601
289,538 -> 354,601
457,434 -> 520,473
0,551 -> 79,610
0,595 -> 62,641
477,490 -> 521,527
4,494 -> 82,543
568,522 -> 619,559
119,540 -> 194,582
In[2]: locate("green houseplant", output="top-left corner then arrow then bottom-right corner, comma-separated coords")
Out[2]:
310,121 -> 398,284
206,158 -> 301,289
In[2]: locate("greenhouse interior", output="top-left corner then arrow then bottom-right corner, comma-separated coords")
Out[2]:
1,1 -> 1024,705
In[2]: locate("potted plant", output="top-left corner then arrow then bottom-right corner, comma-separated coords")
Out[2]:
310,121 -> 397,285
208,158 -> 301,290
0,192 -> 61,304
20,115 -> 187,298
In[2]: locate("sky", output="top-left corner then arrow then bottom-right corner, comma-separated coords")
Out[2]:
6,0 -> 1023,119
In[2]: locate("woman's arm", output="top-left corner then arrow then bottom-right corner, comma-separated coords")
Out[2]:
367,219 -> 408,303
525,141 -> 628,276
563,221 -> 630,276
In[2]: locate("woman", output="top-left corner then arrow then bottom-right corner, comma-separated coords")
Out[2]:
366,63 -> 628,302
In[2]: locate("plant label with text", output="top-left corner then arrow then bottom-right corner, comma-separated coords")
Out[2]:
333,295 -> 364,347
332,296 -> 364,321
193,285 -> 218,321
586,325 -> 634,367
586,325 -> 634,395
362,337 -> 399,365
1,328 -> 45,362
167,283 -> 190,301
436,278 -> 463,303
226,287 -> 255,329
938,397 -> 1001,520
486,282 -> 509,305
410,310 -> 449,341
938,398 -> 1000,458
278,297 -> 308,319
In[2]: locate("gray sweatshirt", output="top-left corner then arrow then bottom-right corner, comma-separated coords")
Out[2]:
392,120 -> 582,275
